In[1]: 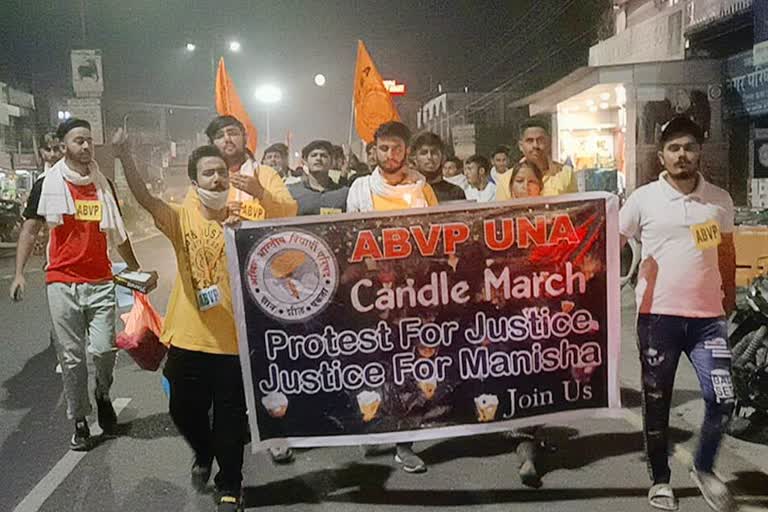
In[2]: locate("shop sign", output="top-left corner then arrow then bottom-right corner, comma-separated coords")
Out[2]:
723,50 -> 768,119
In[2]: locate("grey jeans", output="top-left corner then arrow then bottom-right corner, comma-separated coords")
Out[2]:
47,281 -> 117,419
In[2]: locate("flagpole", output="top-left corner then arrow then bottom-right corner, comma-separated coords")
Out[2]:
347,97 -> 355,148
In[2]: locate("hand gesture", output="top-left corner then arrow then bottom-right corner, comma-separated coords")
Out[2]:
224,201 -> 242,226
230,173 -> 264,199
112,128 -> 129,156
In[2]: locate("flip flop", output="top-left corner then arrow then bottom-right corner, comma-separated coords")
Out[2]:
690,469 -> 737,512
648,483 -> 679,511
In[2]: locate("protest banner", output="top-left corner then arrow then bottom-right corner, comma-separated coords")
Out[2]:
226,193 -> 622,451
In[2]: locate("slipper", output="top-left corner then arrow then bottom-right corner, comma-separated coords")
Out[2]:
690,469 -> 737,512
648,483 -> 679,511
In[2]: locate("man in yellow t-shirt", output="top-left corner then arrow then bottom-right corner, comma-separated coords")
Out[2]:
114,130 -> 248,512
496,118 -> 578,201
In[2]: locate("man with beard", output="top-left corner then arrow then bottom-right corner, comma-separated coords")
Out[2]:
10,118 -> 141,451
288,140 -> 350,215
206,115 -> 297,220
115,129 -> 249,512
497,118 -> 577,200
620,117 -> 737,512
347,122 -> 438,213
410,132 -> 465,203
346,121 -> 436,474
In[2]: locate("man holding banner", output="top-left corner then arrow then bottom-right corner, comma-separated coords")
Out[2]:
346,120 -> 436,472
205,115 -> 297,221
620,117 -> 737,512
347,121 -> 437,214
114,130 -> 247,512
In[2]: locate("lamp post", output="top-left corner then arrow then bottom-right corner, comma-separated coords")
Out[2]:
184,39 -> 242,92
254,84 -> 282,144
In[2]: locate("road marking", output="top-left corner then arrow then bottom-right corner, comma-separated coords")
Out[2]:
12,398 -> 131,512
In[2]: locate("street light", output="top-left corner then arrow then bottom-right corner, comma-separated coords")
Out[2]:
254,84 -> 282,144
183,39 -> 243,92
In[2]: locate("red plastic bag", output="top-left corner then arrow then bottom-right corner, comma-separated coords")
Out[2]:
116,291 -> 166,371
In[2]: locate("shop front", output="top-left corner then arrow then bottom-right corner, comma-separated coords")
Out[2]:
511,59 -> 723,194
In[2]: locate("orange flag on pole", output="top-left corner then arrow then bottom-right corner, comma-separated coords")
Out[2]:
353,40 -> 400,143
215,58 -> 258,152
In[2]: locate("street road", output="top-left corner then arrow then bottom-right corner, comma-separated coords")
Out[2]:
1,235 -> 766,511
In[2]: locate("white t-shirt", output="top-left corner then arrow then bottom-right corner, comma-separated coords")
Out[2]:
465,182 -> 497,203
619,172 -> 734,318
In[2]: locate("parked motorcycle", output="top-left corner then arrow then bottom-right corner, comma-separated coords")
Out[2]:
0,198 -> 21,243
728,275 -> 768,443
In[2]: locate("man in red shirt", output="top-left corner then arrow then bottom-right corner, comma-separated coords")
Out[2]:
9,118 -> 141,451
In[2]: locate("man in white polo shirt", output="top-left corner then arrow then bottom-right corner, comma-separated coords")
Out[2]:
620,117 -> 737,512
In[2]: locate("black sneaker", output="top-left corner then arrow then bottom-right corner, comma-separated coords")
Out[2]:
191,459 -> 212,493
70,419 -> 91,451
96,395 -> 117,434
215,493 -> 242,512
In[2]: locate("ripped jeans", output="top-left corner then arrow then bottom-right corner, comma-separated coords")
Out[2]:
636,314 -> 734,484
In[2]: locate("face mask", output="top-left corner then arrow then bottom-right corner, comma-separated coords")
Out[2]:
196,186 -> 229,211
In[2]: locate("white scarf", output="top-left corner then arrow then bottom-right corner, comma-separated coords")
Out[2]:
369,167 -> 428,205
444,174 -> 469,190
37,158 -> 128,245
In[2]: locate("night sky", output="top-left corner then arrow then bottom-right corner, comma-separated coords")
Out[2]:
1,0 -> 605,148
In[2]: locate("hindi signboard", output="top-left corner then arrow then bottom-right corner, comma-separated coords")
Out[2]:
226,194 -> 622,451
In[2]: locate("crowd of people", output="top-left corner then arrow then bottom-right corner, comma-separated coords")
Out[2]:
7,113 -> 738,512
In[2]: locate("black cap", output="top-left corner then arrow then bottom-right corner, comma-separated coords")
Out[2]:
56,118 -> 91,140
660,116 -> 704,146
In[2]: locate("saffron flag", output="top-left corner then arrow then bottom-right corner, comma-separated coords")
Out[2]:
215,58 -> 258,152
353,41 -> 400,143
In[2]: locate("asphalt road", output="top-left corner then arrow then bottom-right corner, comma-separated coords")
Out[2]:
0,235 -> 766,512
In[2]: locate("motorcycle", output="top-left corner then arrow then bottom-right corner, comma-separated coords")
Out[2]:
727,275 -> 768,443
0,198 -> 21,243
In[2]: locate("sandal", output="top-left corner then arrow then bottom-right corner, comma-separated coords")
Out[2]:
648,483 -> 679,511
690,469 -> 737,512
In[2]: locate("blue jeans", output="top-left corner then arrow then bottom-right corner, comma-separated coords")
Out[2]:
636,314 -> 734,484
